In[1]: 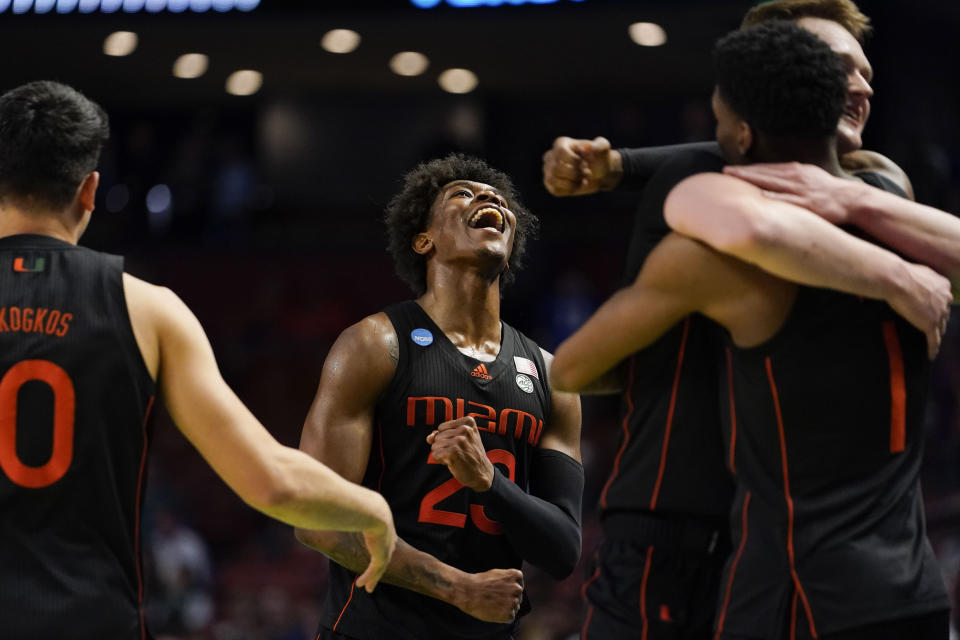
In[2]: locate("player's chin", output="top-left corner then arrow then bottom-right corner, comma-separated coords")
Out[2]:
473,246 -> 509,277
836,121 -> 864,155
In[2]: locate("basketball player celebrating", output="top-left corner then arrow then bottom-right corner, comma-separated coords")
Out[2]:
540,3 -> 948,638
295,155 -> 584,640
553,22 -> 953,640
0,81 -> 396,640
542,0 -> 908,201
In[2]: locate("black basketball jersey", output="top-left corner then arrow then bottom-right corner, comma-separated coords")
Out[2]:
0,234 -> 155,639
322,300 -> 552,640
602,145 -> 734,522
714,175 -> 950,638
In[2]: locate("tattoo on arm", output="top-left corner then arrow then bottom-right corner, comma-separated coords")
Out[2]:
321,532 -> 454,597
388,332 -> 400,365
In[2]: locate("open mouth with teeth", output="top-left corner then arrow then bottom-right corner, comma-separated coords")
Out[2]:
843,104 -> 862,125
467,207 -> 505,233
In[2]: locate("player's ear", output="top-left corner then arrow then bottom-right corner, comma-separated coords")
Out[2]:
412,232 -> 434,256
75,171 -> 99,216
737,122 -> 753,157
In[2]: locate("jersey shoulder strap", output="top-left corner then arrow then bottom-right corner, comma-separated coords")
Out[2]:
502,321 -> 553,424
857,170 -> 908,198
382,300 -> 433,392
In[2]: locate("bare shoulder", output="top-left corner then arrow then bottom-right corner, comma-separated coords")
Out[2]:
332,311 -> 399,365
122,273 -> 189,380
319,311 -> 399,399
843,150 -> 914,200
122,273 -> 192,322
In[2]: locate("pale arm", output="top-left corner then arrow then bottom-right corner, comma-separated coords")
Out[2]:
294,314 -> 523,622
851,189 -> 960,295
123,276 -> 397,591
665,172 -> 952,357
551,232 -> 801,393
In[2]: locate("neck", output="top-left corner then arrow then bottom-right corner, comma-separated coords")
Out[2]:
418,262 -> 502,348
0,203 -> 78,244
751,135 -> 846,176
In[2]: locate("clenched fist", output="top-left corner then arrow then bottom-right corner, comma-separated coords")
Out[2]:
452,568 -> 525,623
542,136 -> 622,196
426,416 -> 494,492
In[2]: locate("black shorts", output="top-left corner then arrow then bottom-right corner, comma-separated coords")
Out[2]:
717,609 -> 950,640
316,621 -> 518,640
582,513 -> 730,640
822,610 -> 949,640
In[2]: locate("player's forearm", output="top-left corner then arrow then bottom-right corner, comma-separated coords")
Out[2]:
666,175 -> 912,304
237,445 -> 392,536
552,287 -> 680,392
294,529 -> 462,602
480,451 -> 584,579
727,209 -> 914,303
618,142 -> 718,190
573,364 -> 625,395
850,187 -> 960,297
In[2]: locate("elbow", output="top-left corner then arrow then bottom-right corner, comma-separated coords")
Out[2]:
243,453 -> 301,514
294,526 -> 325,550
543,530 -> 581,579
294,526 -> 313,546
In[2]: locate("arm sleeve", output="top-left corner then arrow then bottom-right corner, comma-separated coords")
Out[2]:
480,448 -> 584,579
618,141 -> 721,190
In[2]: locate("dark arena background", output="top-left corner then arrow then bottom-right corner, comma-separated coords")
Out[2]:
2,0 -> 959,638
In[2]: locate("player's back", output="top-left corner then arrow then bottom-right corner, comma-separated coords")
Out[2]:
716,175 -> 950,638
0,234 -> 155,639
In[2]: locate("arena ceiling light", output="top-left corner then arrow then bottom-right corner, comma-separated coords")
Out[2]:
390,51 -> 430,77
321,29 -> 361,54
438,68 -> 478,94
226,70 -> 263,96
173,53 -> 209,79
103,31 -> 138,56
628,22 -> 667,47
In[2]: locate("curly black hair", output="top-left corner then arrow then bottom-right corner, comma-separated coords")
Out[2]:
384,154 -> 538,296
714,21 -> 848,139
0,81 -> 109,210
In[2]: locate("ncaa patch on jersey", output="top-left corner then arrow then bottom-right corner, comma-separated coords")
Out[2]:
514,356 -> 539,380
516,373 -> 534,394
411,328 -> 434,347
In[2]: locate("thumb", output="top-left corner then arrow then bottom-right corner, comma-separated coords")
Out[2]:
591,136 -> 611,153
356,532 -> 390,593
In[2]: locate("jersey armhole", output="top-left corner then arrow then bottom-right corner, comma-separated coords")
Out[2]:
380,303 -> 414,399
111,257 -> 157,393
514,328 -> 553,430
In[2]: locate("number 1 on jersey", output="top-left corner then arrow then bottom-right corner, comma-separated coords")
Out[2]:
0,360 -> 76,488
